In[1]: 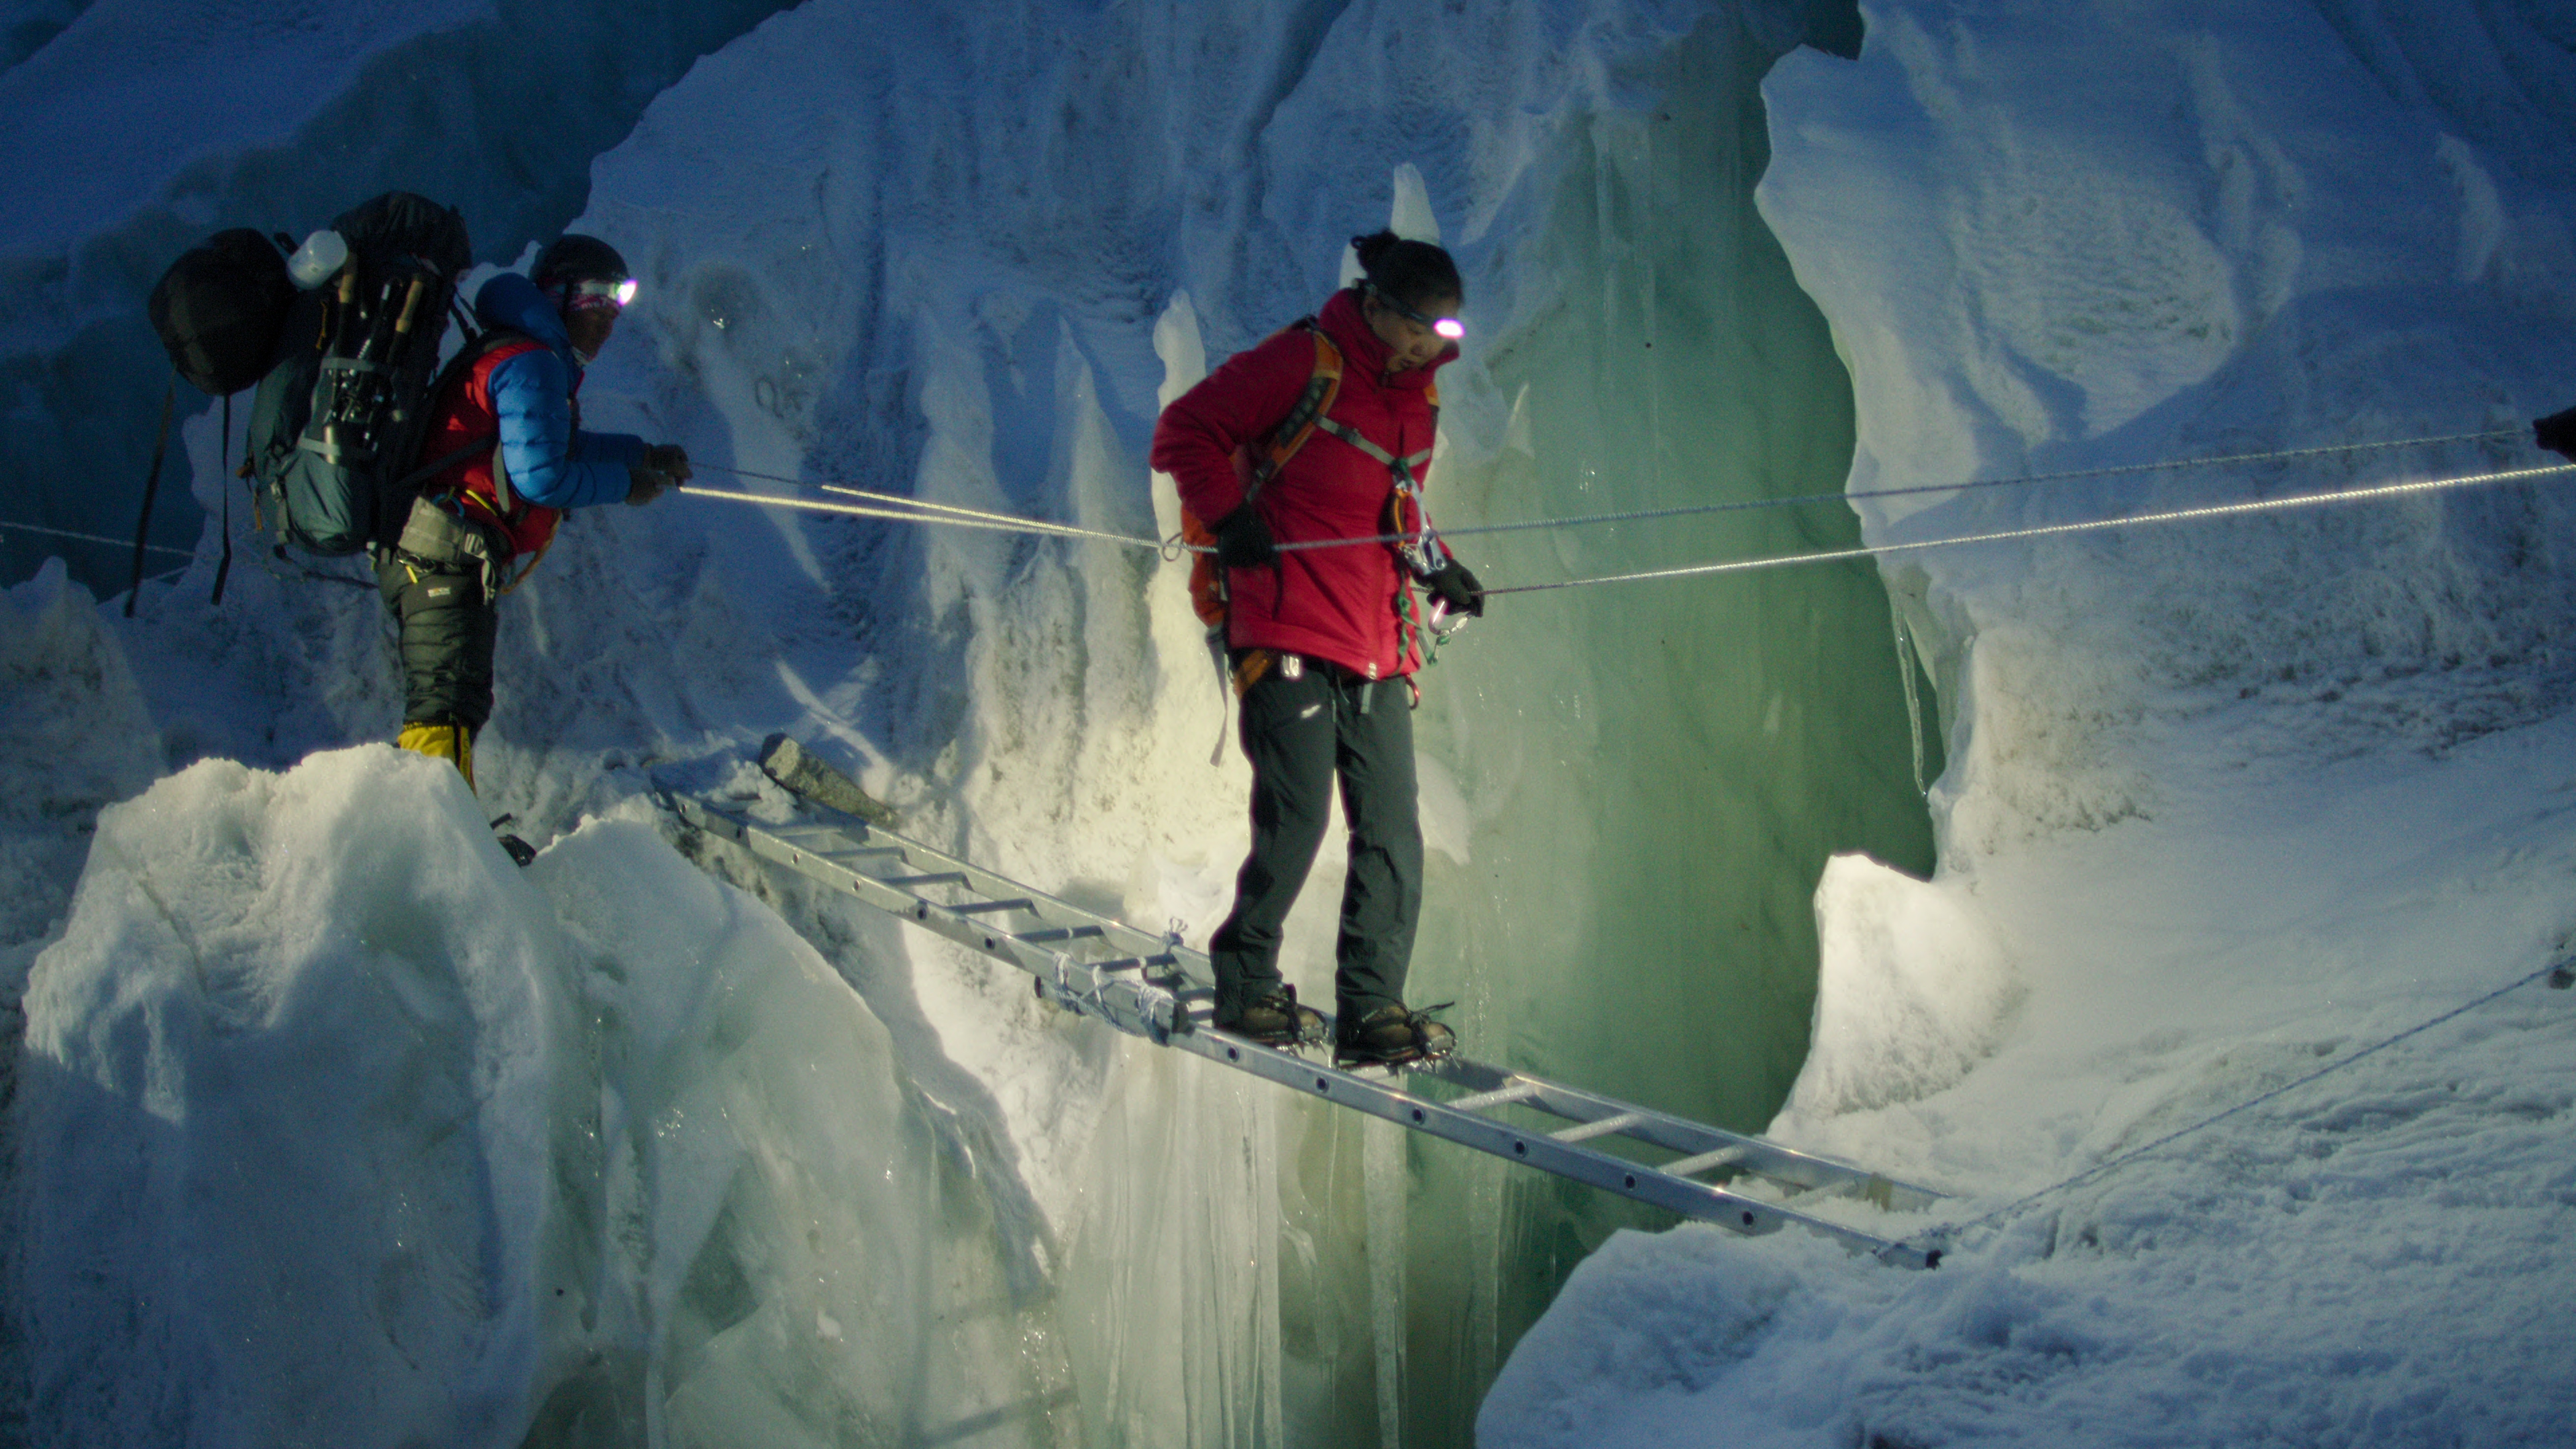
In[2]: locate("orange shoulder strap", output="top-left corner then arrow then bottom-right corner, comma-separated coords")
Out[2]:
1244,321 -> 1343,500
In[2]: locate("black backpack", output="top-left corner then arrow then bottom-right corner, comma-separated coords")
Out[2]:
148,229 -> 298,397
241,192 -> 474,557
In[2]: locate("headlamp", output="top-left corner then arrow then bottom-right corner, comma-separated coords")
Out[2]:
570,277 -> 639,308
1367,282 -> 1464,341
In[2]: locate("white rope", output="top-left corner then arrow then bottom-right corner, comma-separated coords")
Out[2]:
2,519 -> 193,557
694,462 -> 1163,545
680,484 -> 1164,550
1273,426 -> 2532,553
668,433 -> 2563,588
1902,957 -> 2570,1260
1488,460 -> 2576,596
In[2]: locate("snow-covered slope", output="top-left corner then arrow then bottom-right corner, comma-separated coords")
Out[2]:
1483,2 -> 2576,1442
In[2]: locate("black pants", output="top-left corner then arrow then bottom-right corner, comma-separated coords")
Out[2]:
376,553 -> 496,732
1209,660 -> 1424,1021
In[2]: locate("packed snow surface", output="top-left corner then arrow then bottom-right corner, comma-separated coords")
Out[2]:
1486,0 -> 2576,1444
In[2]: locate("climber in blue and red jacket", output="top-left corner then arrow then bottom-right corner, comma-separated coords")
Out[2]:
378,234 -> 690,817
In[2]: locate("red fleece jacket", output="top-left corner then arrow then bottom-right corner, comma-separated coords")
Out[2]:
1152,288 -> 1454,679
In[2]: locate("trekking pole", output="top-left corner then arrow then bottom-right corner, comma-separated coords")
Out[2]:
125,381 -> 176,619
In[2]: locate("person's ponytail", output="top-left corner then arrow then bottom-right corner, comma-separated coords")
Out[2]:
1349,230 -> 1463,312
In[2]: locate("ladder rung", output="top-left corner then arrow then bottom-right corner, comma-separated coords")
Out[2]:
1447,1082 -> 1541,1114
1663,1146 -> 1750,1178
1019,926 -> 1106,944
1551,1110 -> 1650,1144
667,784 -> 1945,1267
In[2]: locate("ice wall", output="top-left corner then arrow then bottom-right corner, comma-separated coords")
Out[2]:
548,0 -> 1929,1436
1758,0 -> 2576,853
8,0 -> 1943,1444
1481,2 -> 2576,1441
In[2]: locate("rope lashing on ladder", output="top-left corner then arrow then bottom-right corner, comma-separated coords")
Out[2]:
672,430 -> 2573,586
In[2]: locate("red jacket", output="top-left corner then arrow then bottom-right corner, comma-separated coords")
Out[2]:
422,335 -> 563,561
1153,288 -> 1454,679
417,272 -> 649,564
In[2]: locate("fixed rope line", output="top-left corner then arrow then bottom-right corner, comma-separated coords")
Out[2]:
674,433 -> 2559,580
682,483 -> 1165,550
1268,425 -> 2532,553
695,462 -> 1158,543
1485,460 -> 2576,596
3,520 -> 193,557
1902,957 -> 2571,1262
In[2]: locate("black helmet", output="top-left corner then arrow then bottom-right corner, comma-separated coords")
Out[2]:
531,233 -> 629,291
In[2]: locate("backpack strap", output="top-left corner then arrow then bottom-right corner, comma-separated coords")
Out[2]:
400,326 -> 531,488
1311,417 -> 1434,489
1243,321 -> 1344,502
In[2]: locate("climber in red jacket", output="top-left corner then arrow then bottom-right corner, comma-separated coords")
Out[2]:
1152,230 -> 1485,1067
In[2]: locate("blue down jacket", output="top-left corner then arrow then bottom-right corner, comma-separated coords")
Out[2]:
419,272 -> 647,559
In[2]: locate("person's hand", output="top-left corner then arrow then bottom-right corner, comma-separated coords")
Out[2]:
1213,504 -> 1277,568
1426,558 -> 1484,617
2536,407 -> 2576,463
627,444 -> 691,505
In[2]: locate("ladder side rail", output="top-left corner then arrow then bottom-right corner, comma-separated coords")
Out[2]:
670,794 -> 1943,1220
1406,1034 -> 1942,1210
1169,1027 -> 1935,1269
676,797 -> 1182,1039
690,798 -> 1142,957
711,801 -> 1206,982
1511,1081 -> 1945,1212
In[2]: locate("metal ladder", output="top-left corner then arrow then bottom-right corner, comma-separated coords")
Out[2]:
657,787 -> 1945,1269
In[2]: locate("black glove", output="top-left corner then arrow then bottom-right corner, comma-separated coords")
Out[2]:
1212,504 -> 1277,568
1426,559 -> 1484,618
2536,406 -> 2576,462
627,444 -> 692,505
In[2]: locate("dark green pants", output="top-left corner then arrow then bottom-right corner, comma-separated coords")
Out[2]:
376,553 -> 496,732
1210,660 -> 1424,1020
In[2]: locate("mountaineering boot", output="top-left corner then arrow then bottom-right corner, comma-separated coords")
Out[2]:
1334,1002 -> 1455,1069
1215,985 -> 1324,1048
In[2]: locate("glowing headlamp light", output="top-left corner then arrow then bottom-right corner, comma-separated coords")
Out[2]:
1368,282 -> 1465,342
570,277 -> 639,308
